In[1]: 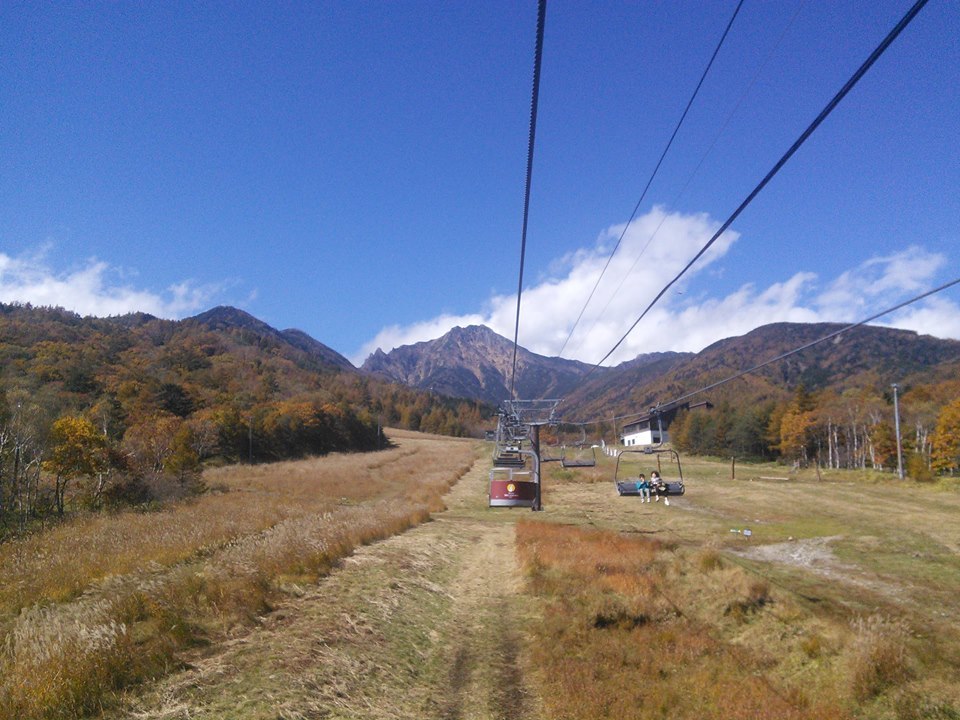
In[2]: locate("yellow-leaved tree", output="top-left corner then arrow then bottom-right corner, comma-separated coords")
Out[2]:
778,386 -> 818,466
43,416 -> 108,515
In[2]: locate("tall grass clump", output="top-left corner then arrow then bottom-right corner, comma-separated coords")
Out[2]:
0,601 -> 134,719
847,613 -> 912,702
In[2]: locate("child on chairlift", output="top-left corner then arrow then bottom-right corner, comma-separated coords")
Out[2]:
651,471 -> 664,501
636,473 -> 651,503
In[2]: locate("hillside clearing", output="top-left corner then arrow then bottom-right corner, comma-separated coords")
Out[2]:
0,431 -> 479,720
532,455 -> 960,717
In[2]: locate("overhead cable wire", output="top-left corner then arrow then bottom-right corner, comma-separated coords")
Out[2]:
658,276 -> 960,411
587,0 -> 930,374
567,0 -> 805,359
509,0 -> 548,401
557,0 -> 746,359
571,276 -> 960,427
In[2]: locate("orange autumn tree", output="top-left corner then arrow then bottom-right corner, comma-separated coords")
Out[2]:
931,398 -> 960,474
778,386 -> 818,466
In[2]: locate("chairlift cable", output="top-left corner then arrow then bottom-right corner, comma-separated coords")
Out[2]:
557,0 -> 746,359
567,275 -> 960,428
585,0 -> 930,375
566,0 -> 804,359
656,275 -> 960,411
509,0 -> 548,401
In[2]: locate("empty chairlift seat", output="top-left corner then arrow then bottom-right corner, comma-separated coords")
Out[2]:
561,445 -> 596,468
493,443 -> 526,468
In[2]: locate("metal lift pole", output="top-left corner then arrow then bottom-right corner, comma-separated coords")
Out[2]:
530,423 -> 543,511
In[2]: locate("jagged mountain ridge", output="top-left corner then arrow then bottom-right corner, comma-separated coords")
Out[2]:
362,322 -> 960,419
360,325 -> 686,406
362,325 -> 589,404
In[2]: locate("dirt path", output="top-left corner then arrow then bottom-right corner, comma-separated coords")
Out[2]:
111,458 -> 541,720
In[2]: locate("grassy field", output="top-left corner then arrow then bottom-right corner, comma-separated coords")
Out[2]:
2,436 -> 959,719
104,448 -> 539,720
0,430 -> 478,720
527,451 -> 960,719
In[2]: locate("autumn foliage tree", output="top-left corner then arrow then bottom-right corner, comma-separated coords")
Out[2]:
43,416 -> 109,514
931,398 -> 960,474
778,408 -> 817,466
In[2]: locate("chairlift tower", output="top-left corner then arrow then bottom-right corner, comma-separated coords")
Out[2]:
489,399 -> 561,511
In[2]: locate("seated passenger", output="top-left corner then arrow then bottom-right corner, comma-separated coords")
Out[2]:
651,471 -> 666,501
636,473 -> 651,503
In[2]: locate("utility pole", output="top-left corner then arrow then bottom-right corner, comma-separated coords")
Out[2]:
892,383 -> 904,480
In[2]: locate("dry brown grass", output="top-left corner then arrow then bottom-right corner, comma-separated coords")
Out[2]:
0,431 -> 478,720
516,519 -> 853,720
847,614 -> 912,702
520,450 -> 960,718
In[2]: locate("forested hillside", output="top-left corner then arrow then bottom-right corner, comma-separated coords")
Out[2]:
362,320 -> 960,478
583,324 -> 960,477
0,303 -> 490,534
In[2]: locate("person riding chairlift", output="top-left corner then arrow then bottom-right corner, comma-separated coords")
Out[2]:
651,471 -> 666,501
636,473 -> 651,503
650,470 -> 670,505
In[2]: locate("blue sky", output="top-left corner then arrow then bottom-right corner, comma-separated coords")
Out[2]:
1,1 -> 958,367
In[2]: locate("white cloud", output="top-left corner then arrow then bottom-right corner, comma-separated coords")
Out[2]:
354,207 -> 740,364
0,250 -> 220,319
357,208 -> 960,366
881,295 -> 960,339
814,246 -> 946,319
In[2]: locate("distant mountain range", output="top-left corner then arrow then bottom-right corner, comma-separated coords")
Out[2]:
5,302 -> 958,428
363,322 -> 960,420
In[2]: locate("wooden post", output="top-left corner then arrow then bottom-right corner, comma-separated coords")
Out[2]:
731,456 -> 736,480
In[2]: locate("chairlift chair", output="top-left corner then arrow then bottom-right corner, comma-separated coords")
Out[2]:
560,444 -> 597,468
559,424 -> 597,468
489,466 -> 538,507
493,438 -> 526,467
614,447 -> 685,497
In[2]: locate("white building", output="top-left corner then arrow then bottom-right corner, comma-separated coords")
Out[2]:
621,417 -> 666,447
619,401 -> 712,447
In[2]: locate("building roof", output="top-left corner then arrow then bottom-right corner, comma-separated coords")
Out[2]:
621,401 -> 713,433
